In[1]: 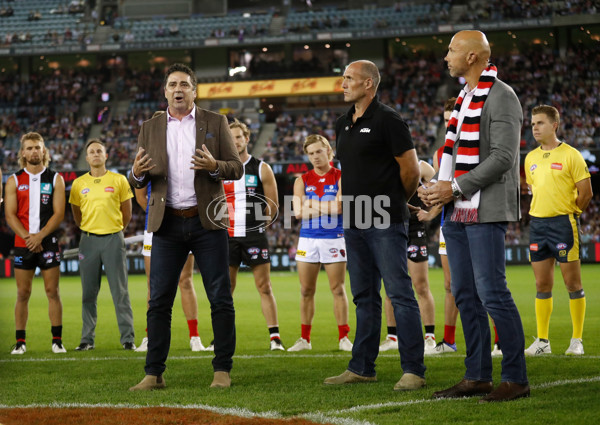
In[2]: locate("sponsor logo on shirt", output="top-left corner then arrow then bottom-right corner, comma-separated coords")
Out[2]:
81,188 -> 90,194
359,128 -> 371,133
18,184 -> 29,191
41,183 -> 52,195
551,163 -> 563,170
297,250 -> 307,257
324,185 -> 337,193
529,243 -> 538,251
246,174 -> 258,187
105,187 -> 115,192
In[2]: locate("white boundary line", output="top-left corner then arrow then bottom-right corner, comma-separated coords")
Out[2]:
2,352 -> 600,363
0,376 -> 598,425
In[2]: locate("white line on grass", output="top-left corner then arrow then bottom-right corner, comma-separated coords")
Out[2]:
323,375 -> 600,415
3,353 -> 600,363
0,402 -> 373,425
1,377 -> 598,425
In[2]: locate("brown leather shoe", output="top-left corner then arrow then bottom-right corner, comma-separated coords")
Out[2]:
478,382 -> 530,403
129,375 -> 165,391
432,379 -> 493,399
210,371 -> 231,388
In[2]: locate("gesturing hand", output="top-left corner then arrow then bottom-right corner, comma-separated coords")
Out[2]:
133,147 -> 156,178
191,144 -> 218,172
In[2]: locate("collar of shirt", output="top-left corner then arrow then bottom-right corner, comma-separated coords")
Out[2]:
166,106 -> 198,208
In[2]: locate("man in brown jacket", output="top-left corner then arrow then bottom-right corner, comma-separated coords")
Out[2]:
128,63 -> 242,391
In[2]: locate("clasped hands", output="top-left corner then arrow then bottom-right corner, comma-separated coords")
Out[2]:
417,180 -> 454,208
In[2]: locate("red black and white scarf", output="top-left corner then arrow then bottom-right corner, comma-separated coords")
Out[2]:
438,64 -> 497,223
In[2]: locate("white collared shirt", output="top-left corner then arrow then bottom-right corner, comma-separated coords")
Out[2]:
166,107 -> 197,208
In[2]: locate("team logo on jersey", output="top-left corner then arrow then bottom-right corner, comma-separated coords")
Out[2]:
340,249 -> 346,258
551,163 -> 563,170
530,164 -> 537,172
247,247 -> 260,255
420,246 -> 428,256
556,243 -> 567,250
105,187 -> 115,193
261,249 -> 269,259
245,175 -> 258,187
41,183 -> 52,194
18,184 -> 29,191
408,245 -> 418,253
41,194 -> 50,205
81,188 -> 90,194
529,243 -> 539,251
559,250 -> 567,257
306,185 -> 316,192
359,128 -> 371,133
329,248 -> 338,254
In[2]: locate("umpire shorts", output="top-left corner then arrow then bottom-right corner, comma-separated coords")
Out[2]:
529,214 -> 580,263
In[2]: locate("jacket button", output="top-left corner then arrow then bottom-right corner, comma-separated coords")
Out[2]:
161,198 -> 165,202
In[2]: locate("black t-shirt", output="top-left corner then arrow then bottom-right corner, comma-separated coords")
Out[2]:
335,98 -> 414,228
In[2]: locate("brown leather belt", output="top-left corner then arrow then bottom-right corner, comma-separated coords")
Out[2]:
165,206 -> 199,218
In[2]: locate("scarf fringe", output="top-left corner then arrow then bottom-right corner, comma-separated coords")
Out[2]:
451,207 -> 479,223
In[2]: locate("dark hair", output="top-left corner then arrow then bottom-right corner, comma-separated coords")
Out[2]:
85,138 -> 105,151
164,63 -> 197,88
444,97 -> 457,112
532,104 -> 560,126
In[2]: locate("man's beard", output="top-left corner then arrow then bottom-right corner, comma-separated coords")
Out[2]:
27,157 -> 42,166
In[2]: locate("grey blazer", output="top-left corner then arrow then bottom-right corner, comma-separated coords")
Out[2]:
128,107 -> 243,232
453,79 -> 522,223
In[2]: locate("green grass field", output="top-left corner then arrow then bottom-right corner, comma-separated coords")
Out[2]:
1,264 -> 599,424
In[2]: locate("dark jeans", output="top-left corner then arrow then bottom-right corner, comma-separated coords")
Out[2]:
345,223 -> 426,378
443,220 -> 528,384
145,213 -> 235,376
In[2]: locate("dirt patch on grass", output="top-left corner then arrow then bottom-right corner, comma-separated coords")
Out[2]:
0,407 -> 330,425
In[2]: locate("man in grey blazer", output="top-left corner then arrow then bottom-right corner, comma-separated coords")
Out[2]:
129,63 -> 243,391
421,31 -> 529,402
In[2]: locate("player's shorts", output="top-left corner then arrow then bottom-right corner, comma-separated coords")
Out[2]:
295,237 -> 347,264
13,237 -> 61,270
407,224 -> 428,263
229,231 -> 270,267
529,214 -> 580,263
438,226 -> 447,256
143,230 -> 192,257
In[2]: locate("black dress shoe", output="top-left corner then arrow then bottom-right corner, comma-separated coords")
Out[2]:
432,379 -> 494,399
479,382 -> 530,403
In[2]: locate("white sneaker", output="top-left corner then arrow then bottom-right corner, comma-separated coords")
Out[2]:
11,342 -> 26,355
524,337 -> 551,355
287,337 -> 312,352
52,341 -> 67,353
433,340 -> 457,354
205,340 -> 215,352
135,337 -> 148,352
379,336 -> 398,352
565,338 -> 584,355
339,336 -> 353,352
423,335 -> 437,355
491,343 -> 503,357
190,336 -> 205,352
270,337 -> 285,351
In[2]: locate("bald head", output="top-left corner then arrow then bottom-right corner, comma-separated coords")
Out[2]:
452,30 -> 491,65
349,60 -> 380,91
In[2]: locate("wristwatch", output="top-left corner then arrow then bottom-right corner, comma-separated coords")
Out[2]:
451,180 -> 462,198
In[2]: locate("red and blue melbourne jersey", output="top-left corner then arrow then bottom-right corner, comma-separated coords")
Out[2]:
300,167 -> 343,239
